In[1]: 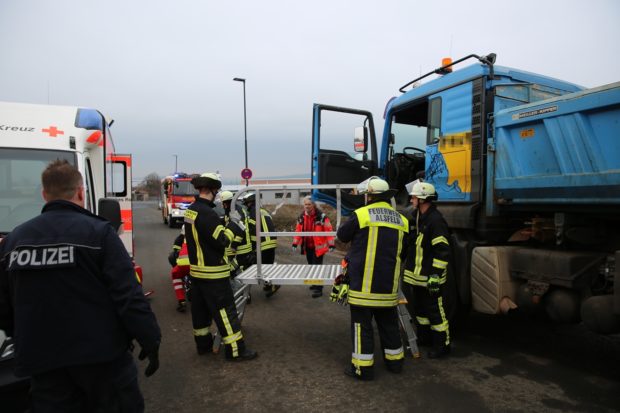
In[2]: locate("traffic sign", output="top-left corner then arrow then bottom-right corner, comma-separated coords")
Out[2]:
241,168 -> 253,180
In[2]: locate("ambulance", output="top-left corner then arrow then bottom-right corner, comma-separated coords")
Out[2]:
0,101 -> 141,397
0,101 -> 135,255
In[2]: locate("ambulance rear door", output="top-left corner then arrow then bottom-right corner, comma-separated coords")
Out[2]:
107,154 -> 134,257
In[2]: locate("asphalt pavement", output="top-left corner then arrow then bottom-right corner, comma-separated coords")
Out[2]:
134,201 -> 620,412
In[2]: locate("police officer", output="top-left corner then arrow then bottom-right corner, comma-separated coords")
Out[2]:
402,180 -> 452,358
185,173 -> 257,361
336,177 -> 408,381
242,192 -> 279,297
0,160 -> 161,411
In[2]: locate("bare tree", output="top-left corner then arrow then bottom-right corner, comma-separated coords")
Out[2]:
139,173 -> 161,197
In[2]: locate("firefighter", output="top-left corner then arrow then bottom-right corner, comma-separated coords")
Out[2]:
220,190 -> 255,272
335,176 -> 408,381
0,160 -> 161,411
184,173 -> 257,361
242,192 -> 280,297
292,196 -> 335,298
169,226 -> 188,312
402,180 -> 452,358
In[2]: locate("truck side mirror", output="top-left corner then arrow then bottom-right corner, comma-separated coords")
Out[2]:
98,198 -> 122,232
354,126 -> 368,153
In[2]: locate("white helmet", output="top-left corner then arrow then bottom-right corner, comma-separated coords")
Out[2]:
243,192 -> 256,203
409,181 -> 437,200
357,176 -> 390,195
220,190 -> 234,202
191,172 -> 222,190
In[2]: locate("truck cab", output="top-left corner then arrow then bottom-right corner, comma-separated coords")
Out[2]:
312,54 -> 620,333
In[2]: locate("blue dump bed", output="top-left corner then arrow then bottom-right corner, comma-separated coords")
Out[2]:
492,82 -> 620,206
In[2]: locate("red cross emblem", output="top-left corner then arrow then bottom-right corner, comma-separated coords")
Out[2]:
42,126 -> 64,137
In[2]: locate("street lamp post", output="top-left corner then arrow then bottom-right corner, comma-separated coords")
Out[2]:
173,154 -> 178,174
233,77 -> 249,186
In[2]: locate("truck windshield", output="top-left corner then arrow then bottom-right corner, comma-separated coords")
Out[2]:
0,148 -> 76,234
173,181 -> 198,196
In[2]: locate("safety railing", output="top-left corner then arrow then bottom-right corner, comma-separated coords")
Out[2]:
231,184 -> 357,283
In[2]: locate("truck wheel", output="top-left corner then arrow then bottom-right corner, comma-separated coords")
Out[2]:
581,295 -> 620,334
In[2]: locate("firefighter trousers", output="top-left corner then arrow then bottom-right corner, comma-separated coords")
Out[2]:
349,305 -> 404,378
402,283 -> 450,347
190,277 -> 246,358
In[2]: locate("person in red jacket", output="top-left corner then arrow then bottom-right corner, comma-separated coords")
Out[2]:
292,196 -> 335,298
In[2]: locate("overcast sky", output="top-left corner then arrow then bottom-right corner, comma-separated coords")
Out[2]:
1,0 -> 619,183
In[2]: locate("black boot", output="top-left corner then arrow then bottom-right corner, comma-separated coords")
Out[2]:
415,324 -> 432,347
344,365 -> 374,381
195,332 -> 214,355
227,348 -> 258,361
427,330 -> 451,359
311,286 -> 324,298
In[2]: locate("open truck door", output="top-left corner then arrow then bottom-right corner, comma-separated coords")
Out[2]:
311,104 -> 378,212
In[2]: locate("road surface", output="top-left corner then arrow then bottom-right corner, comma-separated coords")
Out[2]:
135,201 -> 620,412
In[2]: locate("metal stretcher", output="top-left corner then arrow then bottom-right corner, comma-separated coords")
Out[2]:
231,184 -> 419,357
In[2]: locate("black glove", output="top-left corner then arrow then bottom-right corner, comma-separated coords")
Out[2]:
138,342 -> 160,377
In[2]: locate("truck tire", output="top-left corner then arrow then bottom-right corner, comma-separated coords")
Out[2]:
581,295 -> 620,334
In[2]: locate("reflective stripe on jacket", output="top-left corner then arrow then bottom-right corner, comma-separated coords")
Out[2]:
403,204 -> 450,287
185,197 -> 234,280
176,242 -> 190,266
246,206 -> 277,251
224,207 -> 252,257
336,201 -> 408,307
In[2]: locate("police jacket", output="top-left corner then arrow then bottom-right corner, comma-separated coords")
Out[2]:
184,196 -> 234,280
0,200 -> 161,377
336,200 -> 408,307
403,204 -> 451,287
245,205 -> 277,251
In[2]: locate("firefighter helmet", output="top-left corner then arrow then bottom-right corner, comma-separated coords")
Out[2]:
243,192 -> 256,204
357,176 -> 390,195
409,181 -> 437,200
220,190 -> 234,202
191,172 -> 222,190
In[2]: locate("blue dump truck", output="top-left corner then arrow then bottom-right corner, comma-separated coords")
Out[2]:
312,53 -> 620,333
